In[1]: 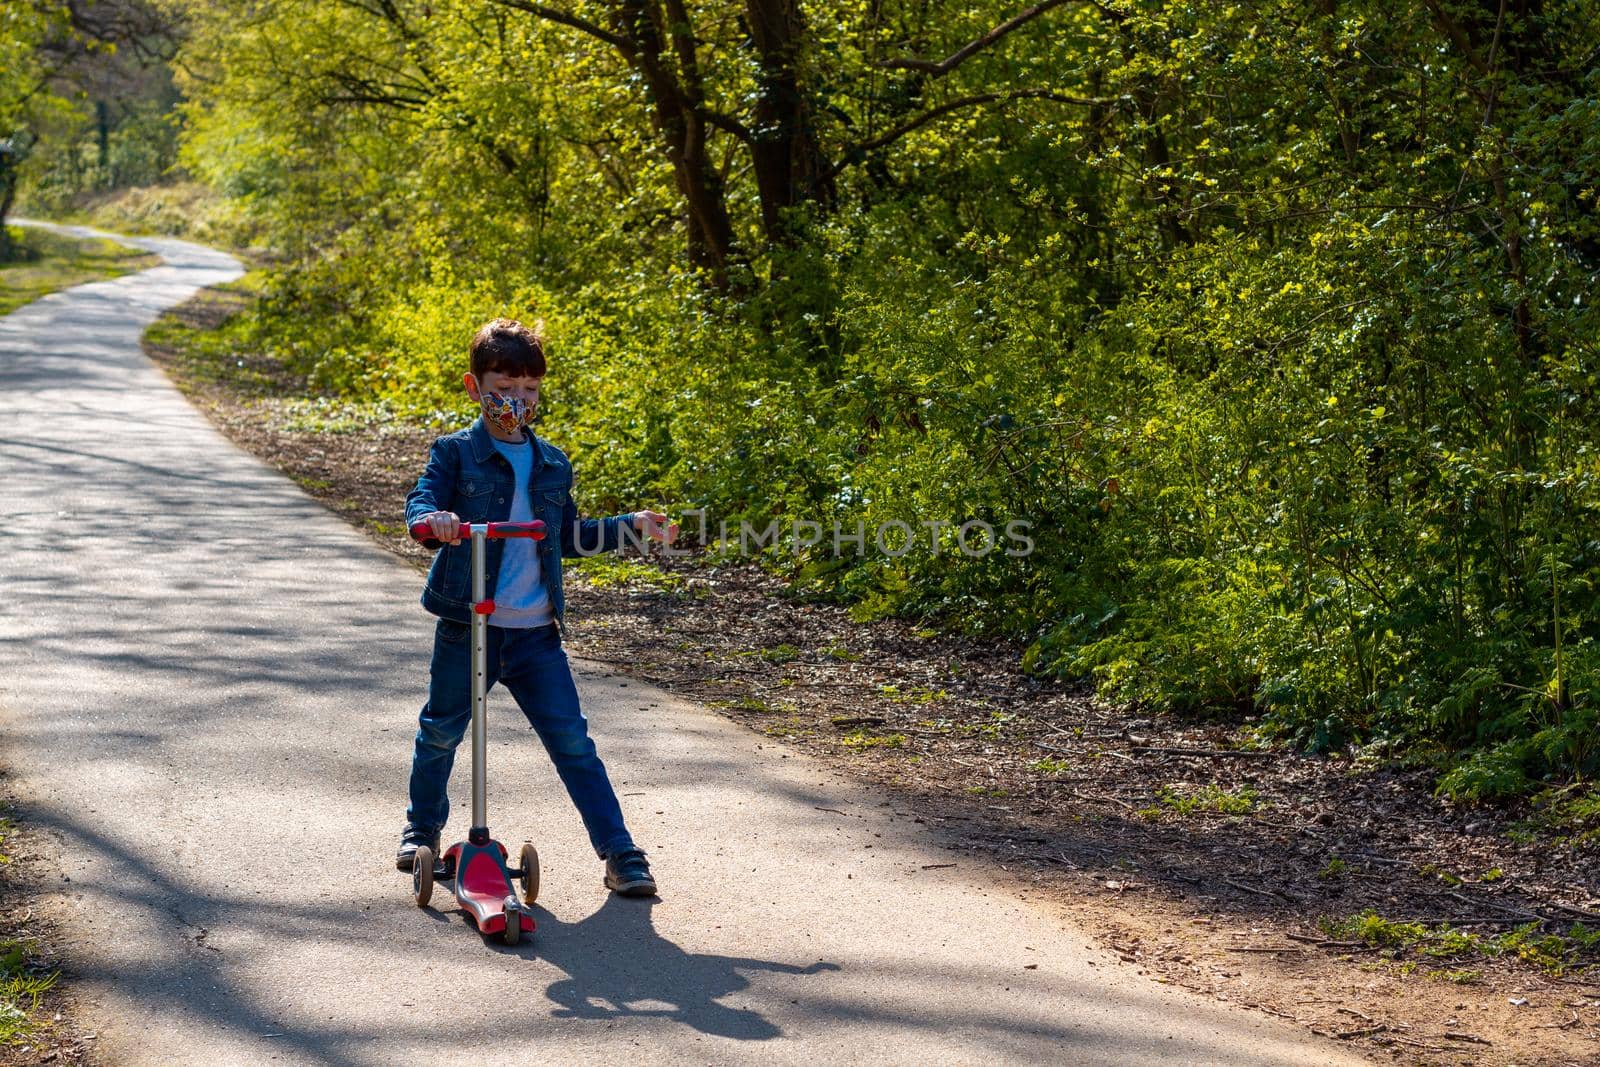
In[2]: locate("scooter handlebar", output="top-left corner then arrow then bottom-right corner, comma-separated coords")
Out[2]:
408,520 -> 547,548
482,521 -> 547,540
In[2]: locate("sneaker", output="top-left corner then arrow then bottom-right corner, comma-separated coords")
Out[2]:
603,848 -> 657,897
396,825 -> 441,871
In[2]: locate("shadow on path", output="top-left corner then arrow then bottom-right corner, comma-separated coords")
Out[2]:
507,896 -> 840,1040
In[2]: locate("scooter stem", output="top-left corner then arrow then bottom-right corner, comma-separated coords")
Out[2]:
470,526 -> 489,830
405,518 -> 544,833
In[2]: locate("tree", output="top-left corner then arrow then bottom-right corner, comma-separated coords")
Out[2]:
0,2 -> 65,259
1,0 -> 186,249
175,0 -> 1101,291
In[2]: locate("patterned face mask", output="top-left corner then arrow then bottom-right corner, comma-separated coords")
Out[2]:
480,391 -> 534,434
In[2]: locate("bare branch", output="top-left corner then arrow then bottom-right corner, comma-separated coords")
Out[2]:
321,71 -> 429,111
661,0 -> 705,104
1420,0 -> 1492,82
485,0 -> 634,54
831,88 -> 1110,177
63,0 -> 184,66
702,107 -> 751,142
877,0 -> 1070,77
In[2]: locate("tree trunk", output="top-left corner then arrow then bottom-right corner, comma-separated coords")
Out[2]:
615,0 -> 740,289
743,0 -> 835,244
0,162 -> 17,263
96,99 -> 111,183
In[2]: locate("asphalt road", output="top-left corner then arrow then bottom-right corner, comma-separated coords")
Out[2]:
0,222 -> 1367,1065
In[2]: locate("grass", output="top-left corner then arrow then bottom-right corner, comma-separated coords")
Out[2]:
0,940 -> 57,1049
0,225 -> 160,316
140,275 -> 289,393
708,696 -> 795,714
142,281 -> 435,446
575,554 -> 686,592
1138,784 -> 1260,820
0,809 -> 59,1050
1429,968 -> 1483,984
47,180 -> 242,246
1320,909 -> 1600,976
874,684 -> 947,704
841,729 -> 907,750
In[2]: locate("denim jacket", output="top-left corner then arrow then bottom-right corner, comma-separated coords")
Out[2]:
404,417 -> 632,633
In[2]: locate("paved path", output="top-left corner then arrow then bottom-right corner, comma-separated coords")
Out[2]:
0,222 -> 1366,1065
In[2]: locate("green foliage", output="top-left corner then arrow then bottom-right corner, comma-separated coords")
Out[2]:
1498,923 -> 1600,975
24,99 -> 183,209
1323,911 -> 1430,950
1509,785 -> 1600,846
6,0 -> 185,235
142,0 -> 1600,799
1437,740 -> 1539,803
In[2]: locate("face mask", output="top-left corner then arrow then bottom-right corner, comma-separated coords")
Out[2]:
480,391 -> 534,434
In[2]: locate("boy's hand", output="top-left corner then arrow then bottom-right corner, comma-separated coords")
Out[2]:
630,510 -> 679,544
421,510 -> 463,545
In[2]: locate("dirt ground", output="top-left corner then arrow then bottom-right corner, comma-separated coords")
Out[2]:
0,802 -> 91,1066
130,287 -> 1600,1066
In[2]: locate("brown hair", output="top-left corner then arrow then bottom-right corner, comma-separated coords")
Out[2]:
469,318 -> 546,379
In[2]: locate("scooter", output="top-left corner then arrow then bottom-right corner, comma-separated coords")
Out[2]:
407,518 -> 544,945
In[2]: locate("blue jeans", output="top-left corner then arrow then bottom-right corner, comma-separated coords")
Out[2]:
406,619 -> 635,858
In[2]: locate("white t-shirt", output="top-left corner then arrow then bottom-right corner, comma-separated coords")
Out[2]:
487,435 -> 555,628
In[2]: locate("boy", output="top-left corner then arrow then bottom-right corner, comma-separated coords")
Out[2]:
401,317 -> 677,897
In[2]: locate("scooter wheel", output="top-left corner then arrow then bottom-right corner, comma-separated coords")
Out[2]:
412,845 -> 435,908
519,842 -> 540,905
502,900 -> 522,946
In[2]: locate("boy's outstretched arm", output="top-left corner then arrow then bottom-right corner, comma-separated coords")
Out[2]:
561,484 -> 630,558
561,484 -> 677,558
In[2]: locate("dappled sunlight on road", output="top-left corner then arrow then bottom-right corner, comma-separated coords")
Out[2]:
0,224 -> 1365,1066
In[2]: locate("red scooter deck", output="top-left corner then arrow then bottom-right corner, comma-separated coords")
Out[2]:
445,840 -> 534,937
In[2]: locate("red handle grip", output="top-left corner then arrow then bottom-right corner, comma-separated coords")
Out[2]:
485,521 -> 546,540
408,520 -> 547,544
